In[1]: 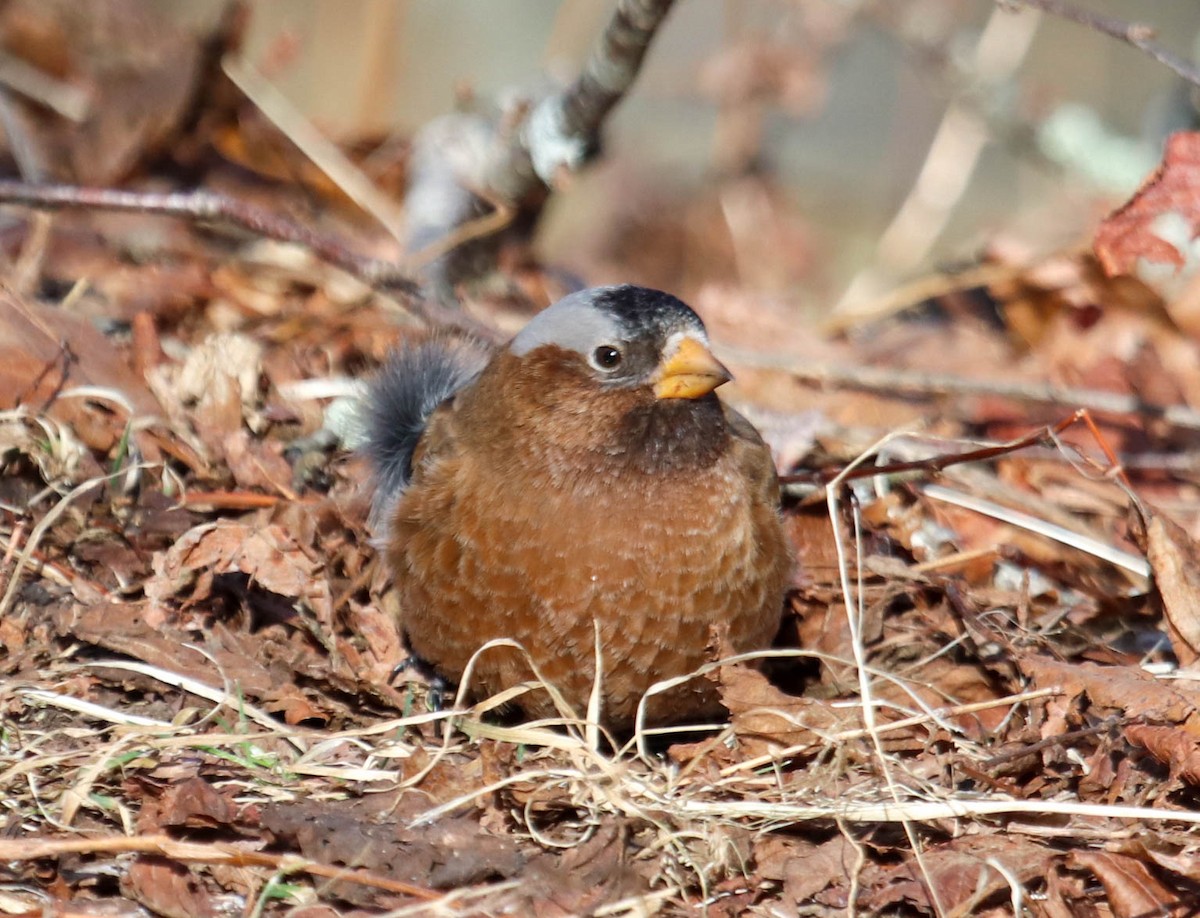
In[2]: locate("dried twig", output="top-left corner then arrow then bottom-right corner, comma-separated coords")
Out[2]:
403,0 -> 678,295
222,56 -> 407,245
0,49 -> 90,122
780,420 -> 1055,486
780,409 -> 1124,489
1001,0 -> 1200,89
0,179 -> 420,296
485,0 -> 678,202
724,348 -> 1200,433
983,718 -> 1122,769
0,834 -> 442,900
0,181 -> 512,335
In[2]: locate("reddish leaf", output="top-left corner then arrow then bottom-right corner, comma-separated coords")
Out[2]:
148,519 -> 334,629
1069,851 -> 1188,918
1095,132 -> 1200,277
1125,724 -> 1200,786
1134,507 -> 1200,666
121,857 -> 217,918
861,836 -> 1058,912
134,778 -> 240,840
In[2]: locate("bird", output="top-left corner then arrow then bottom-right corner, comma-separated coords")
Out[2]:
363,285 -> 792,730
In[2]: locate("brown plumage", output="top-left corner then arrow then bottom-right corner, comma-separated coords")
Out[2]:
365,285 -> 792,729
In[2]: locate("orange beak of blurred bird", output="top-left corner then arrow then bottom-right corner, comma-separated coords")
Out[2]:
363,285 -> 793,730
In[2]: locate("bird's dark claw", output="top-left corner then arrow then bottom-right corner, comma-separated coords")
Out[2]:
391,654 -> 454,711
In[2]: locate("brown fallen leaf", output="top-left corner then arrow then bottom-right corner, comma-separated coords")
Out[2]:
260,797 -> 525,905
1095,132 -> 1200,278
1125,723 -> 1200,786
146,332 -> 267,463
140,777 -> 234,833
343,597 -> 406,685
753,834 -> 860,905
483,820 -> 655,916
1068,850 -> 1189,918
717,662 -> 862,756
1132,506 -> 1200,666
859,835 -> 1058,913
0,286 -> 163,456
1142,844 -> 1200,884
221,429 -> 295,496
262,680 -> 329,726
53,598 -> 279,701
121,856 -> 217,918
1017,655 -> 1200,730
148,518 -> 333,630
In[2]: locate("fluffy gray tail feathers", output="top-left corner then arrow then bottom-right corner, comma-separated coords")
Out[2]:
364,335 -> 490,533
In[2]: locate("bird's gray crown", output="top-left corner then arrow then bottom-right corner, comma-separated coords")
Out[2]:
509,285 -> 706,359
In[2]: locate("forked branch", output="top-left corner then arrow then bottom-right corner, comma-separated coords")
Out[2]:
1000,0 -> 1200,88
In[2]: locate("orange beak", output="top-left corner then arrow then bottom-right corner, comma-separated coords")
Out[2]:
653,337 -> 732,399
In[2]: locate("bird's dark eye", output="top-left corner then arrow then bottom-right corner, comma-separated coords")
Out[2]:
592,345 -> 623,370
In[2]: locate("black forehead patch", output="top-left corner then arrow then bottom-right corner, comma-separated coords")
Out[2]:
590,285 -> 706,341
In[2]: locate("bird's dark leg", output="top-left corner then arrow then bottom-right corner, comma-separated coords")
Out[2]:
390,654 -> 455,711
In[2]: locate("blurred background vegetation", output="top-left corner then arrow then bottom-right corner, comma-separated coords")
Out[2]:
9,0 -> 1196,319
231,1 -> 1200,316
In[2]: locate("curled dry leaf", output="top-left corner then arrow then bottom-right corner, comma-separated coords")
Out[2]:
752,835 -> 860,906
717,662 -> 855,750
1068,851 -> 1189,918
121,856 -> 217,918
169,332 -> 266,437
148,518 -> 333,630
1095,132 -> 1200,279
1019,654 -> 1200,729
1124,724 -> 1200,786
863,837 -> 1058,913
1133,506 -> 1200,666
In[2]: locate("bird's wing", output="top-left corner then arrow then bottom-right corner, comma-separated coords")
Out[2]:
723,403 -> 782,505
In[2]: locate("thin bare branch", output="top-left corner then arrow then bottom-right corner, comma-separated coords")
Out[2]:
725,348 -> 1200,432
403,0 -> 678,295
0,180 -> 519,335
222,56 -> 407,245
0,834 -> 442,900
1000,0 -> 1200,88
0,179 -> 420,296
485,0 -> 678,203
779,412 -> 1083,487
